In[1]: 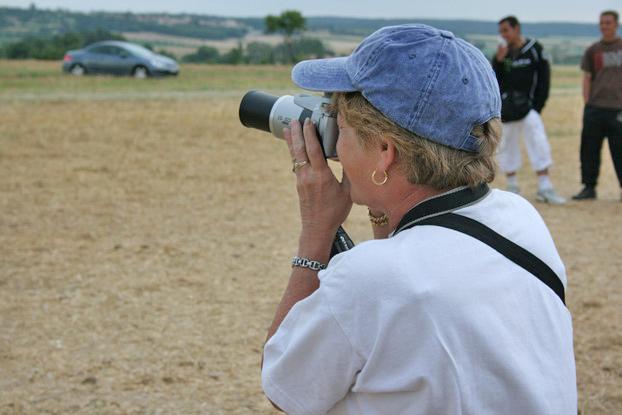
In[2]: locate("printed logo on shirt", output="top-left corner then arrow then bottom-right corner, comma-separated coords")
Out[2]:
603,50 -> 622,67
617,111 -> 622,123
594,50 -> 622,72
511,58 -> 532,68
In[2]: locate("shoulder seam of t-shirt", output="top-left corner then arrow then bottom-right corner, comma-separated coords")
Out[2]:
319,265 -> 367,362
263,373 -> 309,415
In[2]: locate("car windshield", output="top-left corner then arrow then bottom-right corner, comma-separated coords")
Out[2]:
121,44 -> 155,58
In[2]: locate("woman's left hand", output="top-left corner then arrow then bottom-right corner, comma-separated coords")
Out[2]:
284,118 -> 353,246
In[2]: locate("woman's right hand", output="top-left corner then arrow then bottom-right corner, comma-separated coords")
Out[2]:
284,119 -> 353,255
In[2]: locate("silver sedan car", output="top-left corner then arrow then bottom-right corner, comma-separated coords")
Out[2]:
62,41 -> 179,78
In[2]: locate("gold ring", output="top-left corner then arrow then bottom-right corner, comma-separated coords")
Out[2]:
292,159 -> 309,173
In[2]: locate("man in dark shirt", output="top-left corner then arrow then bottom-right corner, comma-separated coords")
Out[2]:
493,16 -> 565,204
573,10 -> 622,201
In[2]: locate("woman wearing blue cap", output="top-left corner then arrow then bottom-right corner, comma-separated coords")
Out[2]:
261,24 -> 576,414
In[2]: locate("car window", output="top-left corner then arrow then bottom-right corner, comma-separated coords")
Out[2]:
110,47 -> 129,57
89,46 -> 115,55
122,44 -> 154,58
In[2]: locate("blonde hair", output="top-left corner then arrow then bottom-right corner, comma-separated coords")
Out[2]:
333,92 -> 501,190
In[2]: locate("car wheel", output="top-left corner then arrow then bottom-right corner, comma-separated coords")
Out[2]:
133,66 -> 149,79
70,64 -> 86,76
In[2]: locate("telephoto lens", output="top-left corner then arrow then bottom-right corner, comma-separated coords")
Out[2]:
239,91 -> 311,140
238,90 -> 279,133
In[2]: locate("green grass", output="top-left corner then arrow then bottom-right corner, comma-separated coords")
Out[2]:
0,60 -> 296,96
0,60 -> 582,97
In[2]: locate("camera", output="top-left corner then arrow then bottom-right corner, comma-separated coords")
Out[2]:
238,90 -> 354,257
239,90 -> 339,159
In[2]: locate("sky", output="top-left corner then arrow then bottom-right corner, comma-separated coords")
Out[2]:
2,0 -> 620,23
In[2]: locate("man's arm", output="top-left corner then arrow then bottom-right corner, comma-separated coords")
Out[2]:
491,44 -> 507,86
580,46 -> 593,104
582,72 -> 592,104
532,47 -> 550,113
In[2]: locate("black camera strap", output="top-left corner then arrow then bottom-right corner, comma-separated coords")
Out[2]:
331,226 -> 355,258
393,184 -> 565,305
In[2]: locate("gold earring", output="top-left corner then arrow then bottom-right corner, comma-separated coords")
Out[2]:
371,170 -> 388,186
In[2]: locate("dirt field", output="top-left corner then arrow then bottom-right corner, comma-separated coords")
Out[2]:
0,62 -> 621,414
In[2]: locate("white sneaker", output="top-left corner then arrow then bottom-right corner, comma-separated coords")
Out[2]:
506,183 -> 521,194
536,188 -> 566,205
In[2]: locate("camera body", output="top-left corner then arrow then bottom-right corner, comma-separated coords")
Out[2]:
239,91 -> 339,159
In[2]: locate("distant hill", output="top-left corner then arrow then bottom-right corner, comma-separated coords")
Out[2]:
303,17 -> 600,38
0,6 -> 601,45
0,7 -> 248,43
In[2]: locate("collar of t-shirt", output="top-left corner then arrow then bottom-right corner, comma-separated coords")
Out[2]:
600,36 -> 621,46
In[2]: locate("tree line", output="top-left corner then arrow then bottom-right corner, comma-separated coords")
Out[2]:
0,10 -> 334,64
0,31 -> 333,64
182,38 -> 333,65
0,6 -> 247,40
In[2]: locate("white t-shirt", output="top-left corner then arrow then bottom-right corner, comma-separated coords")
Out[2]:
262,189 -> 577,415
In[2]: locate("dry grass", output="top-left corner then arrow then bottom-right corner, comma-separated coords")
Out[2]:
0,63 -> 620,414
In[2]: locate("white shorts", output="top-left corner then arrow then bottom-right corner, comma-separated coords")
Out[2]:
497,110 -> 553,173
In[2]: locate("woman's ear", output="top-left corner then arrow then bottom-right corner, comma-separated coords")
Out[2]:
377,136 -> 397,172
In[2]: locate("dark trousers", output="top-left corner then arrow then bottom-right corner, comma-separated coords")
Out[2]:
580,105 -> 622,187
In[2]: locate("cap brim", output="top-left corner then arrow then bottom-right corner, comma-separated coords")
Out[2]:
291,57 -> 356,92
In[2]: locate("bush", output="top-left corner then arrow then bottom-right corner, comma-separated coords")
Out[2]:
246,42 -> 274,64
176,36 -> 334,65
182,46 -> 220,63
218,43 -> 245,64
272,37 -> 334,64
157,49 -> 177,60
292,37 -> 333,59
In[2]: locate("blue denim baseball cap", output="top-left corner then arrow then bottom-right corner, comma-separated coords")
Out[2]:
292,24 -> 501,152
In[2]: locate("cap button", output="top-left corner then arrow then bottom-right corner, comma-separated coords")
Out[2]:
440,30 -> 454,39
